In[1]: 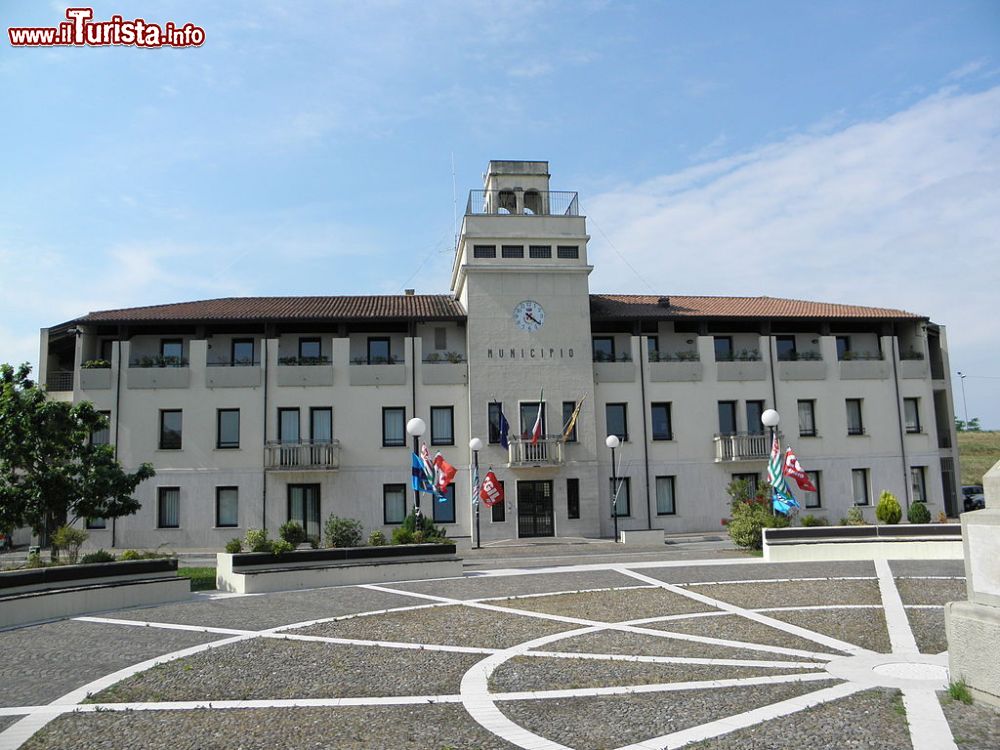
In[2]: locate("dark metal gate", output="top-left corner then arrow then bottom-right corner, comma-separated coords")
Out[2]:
517,480 -> 554,538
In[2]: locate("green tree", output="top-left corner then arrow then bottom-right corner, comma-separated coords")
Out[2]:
0,363 -> 154,543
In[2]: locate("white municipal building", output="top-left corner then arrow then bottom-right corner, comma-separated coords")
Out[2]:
40,161 -> 962,548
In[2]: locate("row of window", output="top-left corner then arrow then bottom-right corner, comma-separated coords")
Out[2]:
472,244 -> 579,260
731,465 -> 928,509
594,335 -> 886,362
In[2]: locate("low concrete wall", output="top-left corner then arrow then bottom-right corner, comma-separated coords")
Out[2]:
763,524 -> 962,562
217,544 -> 462,594
618,529 -> 663,545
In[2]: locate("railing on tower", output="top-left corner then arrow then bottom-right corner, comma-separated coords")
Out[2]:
466,190 -> 579,217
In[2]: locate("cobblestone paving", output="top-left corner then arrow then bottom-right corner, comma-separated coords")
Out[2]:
0,620 -> 224,707
765,608 -> 892,653
685,578 -> 883,608
640,560 -> 876,585
645,613 -> 845,655
685,687 -> 912,749
542,629 -> 825,661
905,607 -> 948,654
0,717 -> 17,734
387,569 -> 632,600
89,639 -> 482,703
291,601 -> 575,648
489,586 -> 715,621
890,560 -> 965,577
20,705 -> 523,750
939,693 -> 1000,750
895,577 -> 968,607
498,681 -> 838,750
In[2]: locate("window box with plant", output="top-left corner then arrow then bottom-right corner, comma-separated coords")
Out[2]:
278,355 -> 331,366
81,359 -> 111,369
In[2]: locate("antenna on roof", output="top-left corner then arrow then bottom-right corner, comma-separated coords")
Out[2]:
451,152 -> 458,249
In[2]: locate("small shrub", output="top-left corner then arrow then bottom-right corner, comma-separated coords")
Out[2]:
876,491 -> 902,525
244,528 -> 271,553
948,680 -> 973,705
937,511 -> 949,524
391,528 -> 414,545
278,521 -> 308,547
25,551 -> 43,568
412,530 -> 426,544
120,549 -> 141,561
800,514 -> 827,527
52,526 -> 89,564
224,538 -> 242,554
323,515 -> 363,548
908,501 -> 931,525
844,506 -> 867,526
727,500 -> 790,550
80,549 -> 115,564
270,539 -> 295,556
368,530 -> 387,547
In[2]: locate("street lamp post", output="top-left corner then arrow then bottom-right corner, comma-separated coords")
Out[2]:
957,372 -> 969,428
469,437 -> 483,549
406,417 -> 426,526
606,435 -> 621,542
761,409 -> 780,515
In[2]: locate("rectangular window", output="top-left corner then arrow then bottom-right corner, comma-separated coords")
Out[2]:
278,408 -> 300,444
606,403 -> 628,441
655,475 -> 676,515
734,472 -> 759,495
836,336 -> 851,361
434,484 -> 456,524
501,245 -> 524,258
216,487 -> 239,528
430,406 -> 454,446
288,484 -> 321,539
473,244 -> 496,259
298,337 -> 321,360
382,407 -> 406,447
311,407 -> 332,443
718,401 -> 737,436
798,400 -> 817,437
562,401 -> 578,443
852,468 -> 870,506
91,410 -> 111,446
904,398 -> 921,433
714,336 -> 734,362
611,476 -> 631,517
86,517 -> 106,529
651,403 -> 672,440
911,467 -> 927,504
746,400 -> 765,436
567,478 -> 580,519
803,471 -> 822,508
231,338 -> 255,365
383,484 -> 406,524
100,339 -> 114,362
159,410 -> 182,450
217,408 -> 240,449
491,481 -> 506,522
160,338 -> 183,361
158,487 -> 180,528
529,245 -> 552,259
557,245 -> 579,259
488,402 -> 504,444
434,327 -> 447,351
647,336 -> 659,360
775,335 -> 797,361
367,337 -> 391,364
519,402 -> 545,440
592,336 -> 615,361
846,399 -> 864,435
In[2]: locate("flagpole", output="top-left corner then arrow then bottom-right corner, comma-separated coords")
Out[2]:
606,434 -> 621,543
407,417 -> 426,526
762,409 -> 780,517
469,437 -> 483,549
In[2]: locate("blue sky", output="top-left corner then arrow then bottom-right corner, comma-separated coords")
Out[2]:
1,1 -> 998,427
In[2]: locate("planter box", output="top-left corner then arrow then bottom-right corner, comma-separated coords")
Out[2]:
276,365 -> 334,387
207,366 -> 263,388
763,524 -> 962,562
593,361 -> 636,383
0,558 -> 189,629
777,361 -> 827,381
648,361 -> 703,382
422,362 -> 468,385
127,367 -> 191,389
618,529 -> 664,545
80,368 -> 112,390
349,364 -> 406,386
716,361 -> 766,381
217,544 -> 462,594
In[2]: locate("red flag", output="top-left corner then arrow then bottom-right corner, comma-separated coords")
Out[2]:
433,453 -> 457,494
783,447 -> 817,492
479,470 -> 504,507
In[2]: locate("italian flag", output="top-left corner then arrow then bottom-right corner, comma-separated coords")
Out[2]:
531,388 -> 544,445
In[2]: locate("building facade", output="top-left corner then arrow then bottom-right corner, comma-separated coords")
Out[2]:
39,160 -> 962,548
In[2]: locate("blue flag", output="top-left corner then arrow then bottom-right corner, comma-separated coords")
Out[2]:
497,404 -> 510,449
411,452 -> 435,495
772,488 -> 801,515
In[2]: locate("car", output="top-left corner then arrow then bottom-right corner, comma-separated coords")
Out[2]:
962,485 -> 986,512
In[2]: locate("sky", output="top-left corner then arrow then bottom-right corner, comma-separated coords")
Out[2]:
1,1 -> 998,427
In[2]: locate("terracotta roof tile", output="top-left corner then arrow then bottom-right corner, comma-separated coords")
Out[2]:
78,295 -> 466,324
590,294 -> 924,321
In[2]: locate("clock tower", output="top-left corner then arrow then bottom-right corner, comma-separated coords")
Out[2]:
451,161 -> 600,539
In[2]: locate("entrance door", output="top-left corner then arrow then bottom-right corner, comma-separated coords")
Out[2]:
288,484 -> 321,539
518,480 -> 554,538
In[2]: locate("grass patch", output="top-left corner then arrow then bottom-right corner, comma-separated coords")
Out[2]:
948,679 -> 974,705
958,431 -> 1000,485
177,567 -> 216,591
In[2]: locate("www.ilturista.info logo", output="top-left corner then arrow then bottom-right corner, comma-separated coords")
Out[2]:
8,7 -> 205,48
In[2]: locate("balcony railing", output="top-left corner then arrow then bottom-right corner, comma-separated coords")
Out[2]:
265,440 -> 341,471
713,432 -> 776,462
47,371 -> 74,391
466,190 -> 579,216
508,436 -> 565,468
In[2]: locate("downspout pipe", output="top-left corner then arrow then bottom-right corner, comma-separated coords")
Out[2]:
890,333 -> 910,511
638,336 -> 652,530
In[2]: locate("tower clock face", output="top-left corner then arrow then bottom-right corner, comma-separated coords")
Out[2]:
513,300 -> 545,332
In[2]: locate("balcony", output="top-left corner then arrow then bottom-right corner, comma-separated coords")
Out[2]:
508,437 -> 564,469
838,354 -> 889,381
713,432 -> 775,462
46,371 -> 74,392
265,440 -> 341,471
466,189 -> 579,216
80,367 -> 112,390
206,362 -> 263,389
127,359 -> 190,389
349,360 -> 406,386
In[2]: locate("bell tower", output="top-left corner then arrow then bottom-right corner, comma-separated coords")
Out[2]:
453,161 -> 600,540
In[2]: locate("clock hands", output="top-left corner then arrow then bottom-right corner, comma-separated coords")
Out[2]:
525,312 -> 541,325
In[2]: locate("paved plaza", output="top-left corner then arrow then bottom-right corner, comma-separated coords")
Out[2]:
1,552 -> 998,750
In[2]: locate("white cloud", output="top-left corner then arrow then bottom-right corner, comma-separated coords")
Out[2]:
585,85 -> 1000,424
